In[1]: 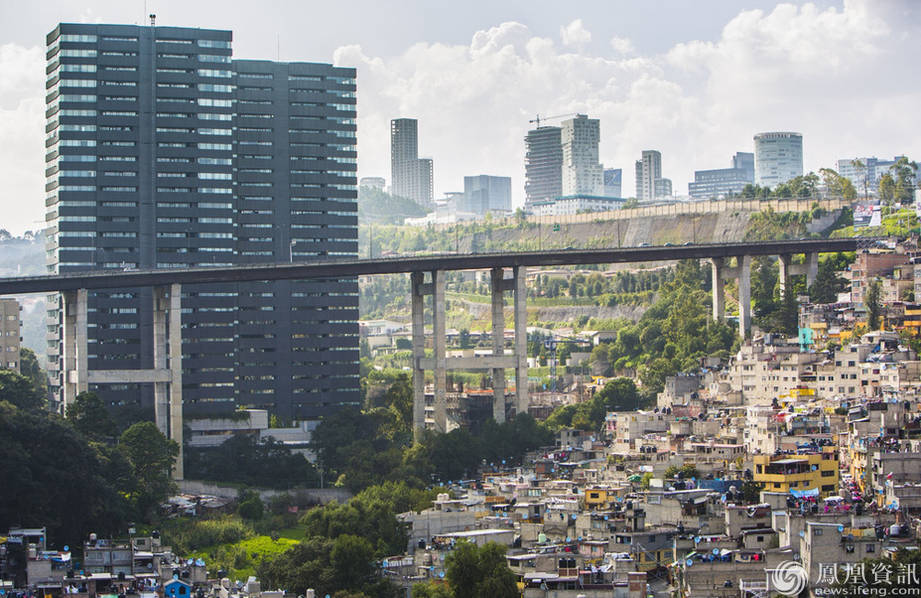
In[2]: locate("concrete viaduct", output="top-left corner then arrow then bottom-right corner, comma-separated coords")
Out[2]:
0,238 -> 857,476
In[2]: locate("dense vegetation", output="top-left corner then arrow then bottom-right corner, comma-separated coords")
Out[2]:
0,377 -> 179,548
185,435 -> 320,489
358,186 -> 429,226
585,260 -> 739,393
313,374 -> 554,490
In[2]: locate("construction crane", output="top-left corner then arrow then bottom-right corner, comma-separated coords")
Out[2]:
529,112 -> 578,128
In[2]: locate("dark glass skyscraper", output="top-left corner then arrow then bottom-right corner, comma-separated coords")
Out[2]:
45,23 -> 359,422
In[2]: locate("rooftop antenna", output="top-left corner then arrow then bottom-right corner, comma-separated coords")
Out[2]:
149,13 -> 156,26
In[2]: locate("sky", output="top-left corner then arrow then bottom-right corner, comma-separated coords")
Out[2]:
0,0 -> 920,234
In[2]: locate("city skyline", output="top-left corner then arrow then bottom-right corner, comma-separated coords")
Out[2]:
1,0 -> 920,232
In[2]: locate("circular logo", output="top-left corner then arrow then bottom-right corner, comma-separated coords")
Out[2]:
772,561 -> 808,596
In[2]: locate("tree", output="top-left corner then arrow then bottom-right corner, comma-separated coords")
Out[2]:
808,255 -> 850,304
0,369 -> 45,411
395,337 -> 412,350
879,173 -> 897,203
0,401 -> 130,547
889,157 -> 919,205
411,582 -> 453,598
446,541 -> 517,598
819,168 -> 856,200
330,534 -> 375,590
237,489 -> 264,520
118,421 -> 179,517
595,377 -> 640,412
67,391 -> 118,441
19,348 -> 47,402
866,278 -> 882,330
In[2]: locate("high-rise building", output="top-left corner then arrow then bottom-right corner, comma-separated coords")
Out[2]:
754,132 -> 803,187
390,118 -> 433,207
688,152 -> 755,199
524,126 -> 562,206
460,175 -> 511,217
561,114 -> 603,196
836,157 -> 906,197
603,168 -> 622,198
44,23 -> 359,421
0,299 -> 21,373
635,150 -> 671,201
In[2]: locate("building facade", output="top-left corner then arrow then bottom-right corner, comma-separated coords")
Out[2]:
359,176 -> 385,191
603,168 -> 622,198
0,299 -> 21,373
390,118 -> 433,207
688,152 -> 755,199
524,126 -> 563,206
634,150 -> 671,201
560,115 -> 603,196
460,175 -> 511,217
754,132 -> 803,188
44,23 -> 359,421
836,156 -> 906,197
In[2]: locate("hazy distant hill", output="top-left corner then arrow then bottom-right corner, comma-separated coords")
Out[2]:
358,186 -> 429,225
0,231 -> 44,277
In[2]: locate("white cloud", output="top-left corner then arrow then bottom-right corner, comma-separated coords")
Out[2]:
560,19 -> 591,48
1,2 -> 919,235
0,43 -> 46,236
340,1 -> 920,206
609,36 -> 634,55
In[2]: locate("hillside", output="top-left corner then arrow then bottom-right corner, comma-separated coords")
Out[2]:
358,186 -> 430,225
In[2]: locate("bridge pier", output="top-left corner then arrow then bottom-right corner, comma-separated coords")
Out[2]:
61,284 -> 184,479
411,267 -> 529,441
778,253 -> 818,298
710,256 -> 752,338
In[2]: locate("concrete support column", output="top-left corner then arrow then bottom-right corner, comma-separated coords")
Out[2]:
513,266 -> 528,418
710,258 -> 725,322
75,288 -> 88,397
168,283 -> 183,480
778,254 -> 792,299
152,287 -> 168,436
738,255 -> 752,338
411,271 -> 426,442
490,268 -> 506,424
61,291 -> 77,410
805,253 -> 818,288
432,270 -> 447,433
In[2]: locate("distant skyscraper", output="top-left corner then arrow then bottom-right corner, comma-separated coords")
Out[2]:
44,23 -> 359,421
603,168 -> 622,198
561,114 -> 603,196
688,152 -> 755,199
390,118 -> 434,207
837,156 -> 906,196
635,150 -> 670,200
754,132 -> 803,187
359,177 -> 386,191
524,126 -> 563,206
461,175 -> 512,217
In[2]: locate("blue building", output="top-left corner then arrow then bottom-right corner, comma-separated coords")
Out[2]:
603,168 -> 622,198
460,175 -> 511,217
688,152 -> 755,199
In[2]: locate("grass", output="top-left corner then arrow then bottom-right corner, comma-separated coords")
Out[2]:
190,529 -> 304,582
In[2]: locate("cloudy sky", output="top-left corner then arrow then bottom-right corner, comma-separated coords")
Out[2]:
0,0 -> 919,234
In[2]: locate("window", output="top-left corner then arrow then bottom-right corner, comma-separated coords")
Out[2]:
197,40 -> 231,48
198,84 -> 232,93
197,69 -> 232,78
198,54 -> 231,63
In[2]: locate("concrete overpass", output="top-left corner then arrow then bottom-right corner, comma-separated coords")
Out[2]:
0,238 -> 858,474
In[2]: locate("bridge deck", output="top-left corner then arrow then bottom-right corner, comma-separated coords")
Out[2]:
0,239 -> 858,294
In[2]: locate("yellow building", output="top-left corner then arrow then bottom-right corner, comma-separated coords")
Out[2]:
753,447 -> 839,498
